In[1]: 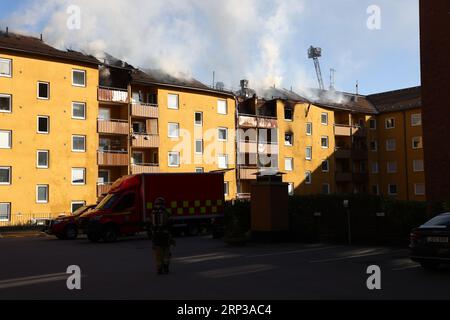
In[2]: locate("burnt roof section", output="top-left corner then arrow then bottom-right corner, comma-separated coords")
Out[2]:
0,31 -> 99,65
367,86 -> 422,113
261,87 -> 310,103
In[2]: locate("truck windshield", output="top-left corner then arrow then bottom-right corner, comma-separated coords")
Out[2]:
96,194 -> 120,210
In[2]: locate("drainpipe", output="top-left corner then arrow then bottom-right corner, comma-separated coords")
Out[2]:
234,96 -> 241,197
403,111 -> 410,200
127,83 -> 132,176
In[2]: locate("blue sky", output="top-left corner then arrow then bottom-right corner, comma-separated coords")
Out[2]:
0,0 -> 420,95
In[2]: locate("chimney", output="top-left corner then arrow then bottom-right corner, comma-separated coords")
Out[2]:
40,34 -> 43,41
6,27 -> 8,36
240,79 -> 249,98
355,81 -> 359,102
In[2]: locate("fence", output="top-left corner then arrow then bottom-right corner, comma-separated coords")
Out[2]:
0,212 -> 57,228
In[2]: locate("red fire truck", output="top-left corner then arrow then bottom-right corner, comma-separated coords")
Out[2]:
79,172 -> 226,242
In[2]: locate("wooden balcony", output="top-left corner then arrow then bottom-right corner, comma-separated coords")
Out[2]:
97,151 -> 128,166
239,167 -> 258,180
98,87 -> 129,104
131,103 -> 159,118
334,124 -> 352,136
98,119 -> 129,135
335,172 -> 352,182
238,141 -> 279,154
97,183 -> 113,197
131,134 -> 160,148
238,115 -> 278,129
131,164 -> 160,174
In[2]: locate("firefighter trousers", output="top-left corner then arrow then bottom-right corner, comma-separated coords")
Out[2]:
153,245 -> 171,272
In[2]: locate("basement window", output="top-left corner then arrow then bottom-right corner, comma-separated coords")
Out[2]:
37,82 -> 50,99
0,94 -> 11,112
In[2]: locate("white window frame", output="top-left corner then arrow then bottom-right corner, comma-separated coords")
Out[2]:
285,157 -> 294,172
370,140 -> 378,152
72,135 -> 86,152
413,159 -> 424,172
284,107 -> 293,121
131,151 -> 144,165
72,69 -> 86,87
321,160 -> 329,173
0,58 -> 12,78
0,130 -> 11,149
321,136 -> 329,149
306,122 -> 313,136
385,118 -> 395,129
194,112 -> 203,126
37,81 -> 50,100
71,201 -> 86,213
412,136 -> 423,149
371,162 -> 379,174
224,181 -> 229,196
217,99 -> 227,115
321,112 -> 328,125
285,132 -> 293,146
195,167 -> 204,173
305,146 -> 312,161
0,166 -> 11,185
218,127 -> 228,142
411,113 -> 422,127
0,94 -> 12,113
0,203 -> 11,222
71,168 -> 86,185
322,183 -> 330,194
36,185 -> 49,203
388,184 -> 398,196
369,119 -> 377,130
36,150 -> 49,169
217,154 -> 229,169
98,169 -> 110,185
168,123 -> 180,138
387,161 -> 397,173
168,151 -> 180,167
37,116 -> 49,134
414,183 -> 425,196
72,102 -> 86,120
305,171 -> 312,184
168,94 -> 179,110
195,139 -> 203,155
386,139 -> 396,151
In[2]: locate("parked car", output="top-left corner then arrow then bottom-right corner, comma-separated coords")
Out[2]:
410,212 -> 450,270
44,205 -> 96,240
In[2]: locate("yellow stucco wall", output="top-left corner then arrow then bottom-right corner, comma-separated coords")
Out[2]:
0,52 -> 99,221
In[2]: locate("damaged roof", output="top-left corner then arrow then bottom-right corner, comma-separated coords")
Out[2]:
367,86 -> 421,113
261,87 -> 309,103
0,31 -> 100,65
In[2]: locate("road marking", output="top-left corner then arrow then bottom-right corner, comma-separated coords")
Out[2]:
246,245 -> 341,258
199,264 -> 275,279
310,249 -> 406,263
392,264 -> 421,271
0,273 -> 74,290
175,253 -> 241,263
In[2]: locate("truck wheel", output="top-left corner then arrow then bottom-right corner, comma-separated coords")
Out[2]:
187,224 -> 200,236
65,225 -> 78,240
87,231 -> 101,243
103,225 -> 118,243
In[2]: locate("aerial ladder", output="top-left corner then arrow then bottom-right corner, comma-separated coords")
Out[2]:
308,46 -> 325,90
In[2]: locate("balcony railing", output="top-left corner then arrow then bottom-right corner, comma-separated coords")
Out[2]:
98,87 -> 129,103
238,141 -> 279,154
97,183 -> 113,197
334,124 -> 367,137
131,164 -> 160,174
97,150 -> 128,166
335,148 -> 351,159
131,134 -> 160,148
131,103 -> 159,118
98,119 -> 129,135
335,172 -> 353,182
238,114 -> 278,129
239,167 -> 259,180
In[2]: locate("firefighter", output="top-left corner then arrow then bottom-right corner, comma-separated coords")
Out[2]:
151,197 -> 175,275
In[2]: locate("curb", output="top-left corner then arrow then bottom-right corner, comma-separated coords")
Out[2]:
0,232 -> 49,239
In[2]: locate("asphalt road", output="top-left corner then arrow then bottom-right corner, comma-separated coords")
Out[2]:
1,233 -> 450,300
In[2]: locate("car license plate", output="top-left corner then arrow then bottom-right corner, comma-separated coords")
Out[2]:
427,237 -> 449,243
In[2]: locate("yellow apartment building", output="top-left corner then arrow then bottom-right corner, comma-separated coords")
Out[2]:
0,32 -> 99,224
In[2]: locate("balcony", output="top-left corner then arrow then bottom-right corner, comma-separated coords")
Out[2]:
239,167 -> 258,180
98,119 -> 129,135
131,134 -> 160,148
334,124 -> 352,136
97,183 -> 113,197
97,151 -> 128,166
335,148 -> 351,159
98,87 -> 129,104
335,172 -> 352,182
352,149 -> 368,160
238,141 -> 279,154
353,127 -> 367,138
238,115 -> 278,129
131,103 -> 159,118
131,164 -> 160,174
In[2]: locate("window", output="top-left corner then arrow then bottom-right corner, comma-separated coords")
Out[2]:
415,183 -> 425,196
99,108 -> 111,120
115,193 -> 136,211
305,147 -> 312,160
37,150 -> 49,169
284,107 -> 293,121
305,171 -> 312,184
0,167 -> 11,185
369,119 -> 377,130
413,159 -> 424,172
168,152 -> 180,167
285,158 -> 293,172
218,128 -> 228,141
72,135 -> 86,152
224,182 -> 229,196
371,162 -> 379,174
37,82 -> 49,99
372,185 -> 380,195
285,133 -> 293,146
195,139 -> 203,155
322,183 -> 330,194
37,116 -> 49,134
71,168 -> 86,185
385,118 -> 395,129
321,136 -> 329,148
0,58 -> 12,77
0,203 -> 10,221
72,70 -> 86,87
71,201 -> 86,213
195,112 -> 203,126
321,113 -> 328,125
168,94 -> 179,109
168,123 -> 179,138
411,113 -> 422,126
0,94 -> 11,112
72,102 -> 86,119
36,185 -> 49,203
288,183 -> 294,196
387,161 -> 397,173
386,139 -> 396,151
195,167 -> 204,173
370,140 -> 378,151
0,130 -> 11,149
218,154 -> 228,169
132,152 -> 144,165
98,170 -> 110,185
306,122 -> 312,135
412,136 -> 423,149
321,160 -> 329,172
217,100 -> 227,115
132,122 -> 145,134
388,184 -> 398,195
